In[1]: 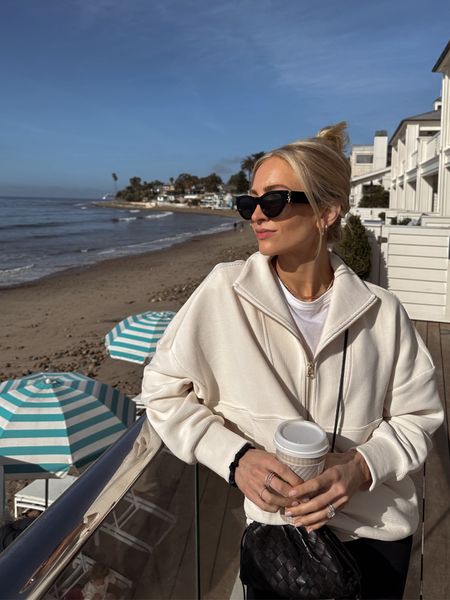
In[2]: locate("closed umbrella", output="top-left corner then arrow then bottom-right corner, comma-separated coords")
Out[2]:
105,310 -> 176,364
0,372 -> 135,516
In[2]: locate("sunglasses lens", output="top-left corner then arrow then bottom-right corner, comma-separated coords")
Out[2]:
236,196 -> 256,220
235,191 -> 289,219
260,193 -> 286,218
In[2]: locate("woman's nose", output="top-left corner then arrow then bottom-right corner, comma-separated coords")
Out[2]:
251,204 -> 267,223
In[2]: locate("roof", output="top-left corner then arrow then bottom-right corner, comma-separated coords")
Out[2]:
402,109 -> 441,122
389,109 -> 441,144
351,166 -> 391,184
432,40 -> 450,72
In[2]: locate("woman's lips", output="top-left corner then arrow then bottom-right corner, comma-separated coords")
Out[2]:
255,229 -> 276,240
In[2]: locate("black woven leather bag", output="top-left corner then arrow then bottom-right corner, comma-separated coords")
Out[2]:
240,521 -> 361,599
240,330 -> 361,599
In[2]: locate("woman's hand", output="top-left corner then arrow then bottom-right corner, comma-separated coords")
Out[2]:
235,449 -> 303,513
284,450 -> 372,531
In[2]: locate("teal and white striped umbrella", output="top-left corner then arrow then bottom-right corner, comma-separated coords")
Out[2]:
105,310 -> 176,364
0,372 -> 135,479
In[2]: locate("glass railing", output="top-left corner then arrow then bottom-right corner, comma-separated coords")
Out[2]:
0,416 -> 199,600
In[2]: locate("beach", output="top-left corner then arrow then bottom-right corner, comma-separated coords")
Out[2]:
1,224 -> 256,514
1,225 -> 256,398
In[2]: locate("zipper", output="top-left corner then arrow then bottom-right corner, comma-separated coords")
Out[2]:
305,359 -> 316,418
306,362 -> 316,379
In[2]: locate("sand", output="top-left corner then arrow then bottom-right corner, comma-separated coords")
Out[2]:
1,224 -> 257,397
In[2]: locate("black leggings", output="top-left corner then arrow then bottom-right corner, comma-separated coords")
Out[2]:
245,535 -> 413,599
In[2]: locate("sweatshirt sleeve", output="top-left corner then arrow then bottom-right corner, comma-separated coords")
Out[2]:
141,273 -> 249,481
355,301 -> 444,491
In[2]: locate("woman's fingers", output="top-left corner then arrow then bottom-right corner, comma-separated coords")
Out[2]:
284,452 -> 370,529
291,497 -> 345,529
294,516 -> 329,532
270,459 -> 304,488
238,449 -> 302,487
247,486 -> 282,513
234,448 -> 370,524
235,449 -> 302,511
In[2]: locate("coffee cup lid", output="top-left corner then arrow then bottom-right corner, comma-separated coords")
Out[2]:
274,420 -> 329,458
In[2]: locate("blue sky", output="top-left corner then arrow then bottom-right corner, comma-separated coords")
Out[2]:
1,0 -> 449,198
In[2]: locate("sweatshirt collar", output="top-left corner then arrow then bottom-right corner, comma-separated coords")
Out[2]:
232,251 -> 378,355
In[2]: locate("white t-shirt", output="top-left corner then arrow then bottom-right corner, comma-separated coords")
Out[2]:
278,280 -> 332,356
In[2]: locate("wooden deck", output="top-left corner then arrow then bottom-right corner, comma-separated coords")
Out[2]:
196,320 -> 450,600
403,321 -> 450,600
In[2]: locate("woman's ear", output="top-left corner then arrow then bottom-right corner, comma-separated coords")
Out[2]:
321,203 -> 341,229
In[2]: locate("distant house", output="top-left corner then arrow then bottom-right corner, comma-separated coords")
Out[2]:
433,40 -> 450,219
387,39 -> 450,221
389,100 -> 441,215
350,130 -> 391,207
349,39 -> 450,227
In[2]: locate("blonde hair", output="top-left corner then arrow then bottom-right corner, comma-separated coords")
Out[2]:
252,121 -> 351,245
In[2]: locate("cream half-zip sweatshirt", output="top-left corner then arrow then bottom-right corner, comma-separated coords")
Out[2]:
142,252 -> 443,541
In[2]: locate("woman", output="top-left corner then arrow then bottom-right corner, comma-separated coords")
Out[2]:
142,122 -> 443,599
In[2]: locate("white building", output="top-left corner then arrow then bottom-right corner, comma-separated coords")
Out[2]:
350,131 -> 390,207
350,40 -> 450,223
387,40 -> 450,220
350,130 -> 389,176
433,40 -> 450,219
389,101 -> 441,216
350,41 -> 450,323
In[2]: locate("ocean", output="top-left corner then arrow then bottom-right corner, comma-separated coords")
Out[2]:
0,196 -> 235,288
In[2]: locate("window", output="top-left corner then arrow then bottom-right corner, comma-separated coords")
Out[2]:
356,154 -> 373,164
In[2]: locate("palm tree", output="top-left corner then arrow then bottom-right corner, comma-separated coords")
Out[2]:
241,152 -> 265,181
112,172 -> 118,195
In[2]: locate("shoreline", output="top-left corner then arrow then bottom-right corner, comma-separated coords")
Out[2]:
95,200 -> 238,218
1,218 -> 239,292
1,225 -> 256,392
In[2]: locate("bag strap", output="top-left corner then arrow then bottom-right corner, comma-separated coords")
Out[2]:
330,329 -> 349,453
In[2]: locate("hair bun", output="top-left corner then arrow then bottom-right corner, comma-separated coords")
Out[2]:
316,121 -> 348,154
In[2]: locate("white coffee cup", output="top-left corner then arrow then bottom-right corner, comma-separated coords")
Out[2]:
274,420 -> 329,523
274,419 -> 329,481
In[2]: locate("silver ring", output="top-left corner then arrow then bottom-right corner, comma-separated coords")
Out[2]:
265,471 -> 277,492
327,504 -> 336,519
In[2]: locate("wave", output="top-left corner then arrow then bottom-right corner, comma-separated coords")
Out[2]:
31,231 -> 88,240
92,221 -> 234,259
0,219 -> 88,231
97,248 -> 117,255
112,211 -> 172,223
0,221 -> 62,231
144,211 -> 173,220
1,211 -> 173,232
0,263 -> 35,275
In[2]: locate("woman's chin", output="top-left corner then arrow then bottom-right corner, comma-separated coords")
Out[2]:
256,240 -> 274,256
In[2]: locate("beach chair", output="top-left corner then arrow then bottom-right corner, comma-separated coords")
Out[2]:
47,552 -> 133,600
98,488 -> 176,553
130,393 -> 146,417
14,476 -> 78,518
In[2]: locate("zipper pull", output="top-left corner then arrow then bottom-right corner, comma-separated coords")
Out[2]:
307,362 -> 315,379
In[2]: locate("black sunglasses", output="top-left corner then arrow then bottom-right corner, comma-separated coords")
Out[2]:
234,190 -> 310,220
